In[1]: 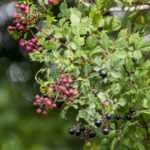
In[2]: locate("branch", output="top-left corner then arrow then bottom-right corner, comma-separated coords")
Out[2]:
109,5 -> 150,12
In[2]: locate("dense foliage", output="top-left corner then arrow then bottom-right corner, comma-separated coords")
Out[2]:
8,0 -> 150,149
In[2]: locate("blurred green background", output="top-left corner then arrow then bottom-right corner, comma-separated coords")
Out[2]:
0,1 -> 82,150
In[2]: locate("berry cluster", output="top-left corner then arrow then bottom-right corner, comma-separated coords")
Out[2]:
8,3 -> 32,32
68,108 -> 135,139
33,73 -> 78,114
19,38 -> 43,53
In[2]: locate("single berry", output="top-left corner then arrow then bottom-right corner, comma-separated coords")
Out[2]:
26,46 -> 31,52
94,120 -> 101,127
13,20 -> 18,25
92,90 -> 97,97
125,113 -> 131,120
64,90 -> 70,95
33,14 -> 37,18
57,80 -> 61,85
115,114 -> 120,120
19,25 -> 25,31
56,101 -> 64,108
129,108 -> 134,114
48,0 -> 56,4
63,79 -> 67,83
89,131 -> 96,138
72,90 -> 77,96
68,128 -> 74,135
32,49 -> 37,53
8,26 -> 14,31
102,101 -> 107,107
60,74 -> 65,79
36,43 -> 40,47
26,22 -> 30,26
21,16 -> 25,21
12,12 -> 18,18
43,110 -> 47,115
31,38 -> 36,43
103,128 -> 109,135
75,129 -> 81,136
36,108 -> 42,114
15,3 -> 19,8
99,70 -> 107,78
80,126 -> 86,132
66,73 -> 70,77
106,113 -> 112,119
19,4 -> 26,10
42,93 -> 48,98
68,79 -> 73,83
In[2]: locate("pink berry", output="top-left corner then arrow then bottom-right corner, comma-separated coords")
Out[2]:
29,42 -> 33,46
64,90 -> 70,95
63,79 -> 67,83
31,38 -> 36,43
26,22 -> 30,26
48,0 -> 56,4
43,98 -> 49,102
16,23 -> 20,28
57,80 -> 61,85
35,95 -> 40,99
26,46 -> 31,51
41,49 -> 45,53
60,74 -> 65,79
36,43 -> 40,47
53,103 -> 57,107
25,9 -> 30,14
13,20 -> 18,25
36,99 -> 41,103
32,49 -> 37,53
15,3 -> 19,8
66,73 -> 70,77
19,42 -> 24,47
19,25 -> 25,31
46,101 -> 51,105
43,110 -> 47,115
21,16 -> 25,21
51,38 -> 55,42
72,90 -> 77,95
8,26 -> 14,31
68,79 -> 73,83
19,4 -> 26,10
59,86 -> 66,92
67,97 -> 73,101
33,102 -> 38,106
33,14 -> 37,18
69,89 -> 73,94
36,108 -> 42,114
26,6 -> 30,10
12,12 -> 18,18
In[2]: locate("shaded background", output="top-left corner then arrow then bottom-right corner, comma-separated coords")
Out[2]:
0,1 -> 82,150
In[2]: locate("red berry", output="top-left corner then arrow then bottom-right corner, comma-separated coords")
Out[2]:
36,43 -> 40,47
16,23 -> 20,28
33,102 -> 38,106
68,79 -> 73,83
66,73 -> 70,77
59,94 -> 64,98
60,74 -> 65,79
64,90 -> 70,95
31,38 -> 36,43
41,49 -> 45,53
19,4 -> 26,10
8,26 -> 14,31
57,80 -> 61,85
19,25 -> 25,31
33,14 -> 37,18
29,42 -> 33,46
19,42 -> 24,47
36,108 -> 42,114
13,20 -> 18,25
59,86 -> 66,92
26,22 -> 30,26
48,0 -> 56,4
67,97 -> 73,101
26,46 -> 31,51
25,9 -> 30,14
63,79 -> 67,83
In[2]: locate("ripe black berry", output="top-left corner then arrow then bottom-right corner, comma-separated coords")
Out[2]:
75,129 -> 81,136
94,120 -> 101,127
68,128 -> 74,135
115,114 -> 120,120
126,113 -> 131,120
42,93 -> 48,98
56,101 -> 64,108
80,126 -> 86,132
129,108 -> 134,114
92,90 -> 97,97
89,131 -> 96,138
99,70 -> 107,78
103,128 -> 109,135
106,113 -> 112,119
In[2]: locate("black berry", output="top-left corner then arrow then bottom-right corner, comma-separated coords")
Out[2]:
103,128 -> 109,135
80,126 -> 86,132
94,120 -> 101,127
126,113 -> 131,120
92,90 -> 97,97
106,113 -> 112,119
99,70 -> 107,78
42,93 -> 48,98
68,128 -> 74,135
89,131 -> 96,138
75,129 -> 81,136
129,108 -> 134,114
115,114 -> 120,120
56,101 -> 64,108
